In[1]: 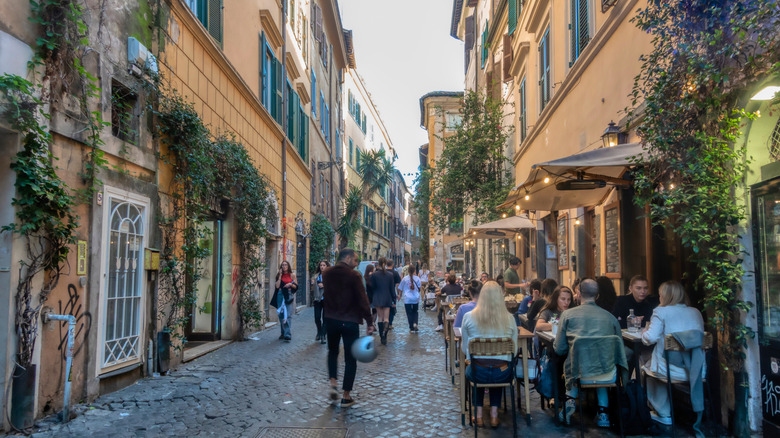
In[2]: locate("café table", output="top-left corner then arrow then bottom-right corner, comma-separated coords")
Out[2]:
621,329 -> 643,378
454,326 -> 535,427
536,330 -> 565,425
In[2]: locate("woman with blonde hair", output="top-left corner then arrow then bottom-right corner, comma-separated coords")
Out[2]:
641,280 -> 705,426
460,281 -> 518,428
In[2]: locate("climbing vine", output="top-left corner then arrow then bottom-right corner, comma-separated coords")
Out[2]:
0,74 -> 78,369
153,91 -> 276,343
631,2 -> 780,434
412,167 -> 431,263
309,214 -> 334,273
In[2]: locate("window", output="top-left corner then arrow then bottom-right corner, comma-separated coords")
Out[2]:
111,81 -> 137,143
324,104 -> 330,143
356,147 -> 362,170
481,20 -> 489,69
361,114 -> 367,134
539,26 -> 551,112
260,33 -> 283,125
100,191 -> 148,369
185,0 -> 223,45
325,181 -> 330,219
348,138 -> 354,165
508,0 -> 518,35
519,77 -> 527,142
320,173 -> 324,208
570,0 -> 589,65
445,113 -> 462,132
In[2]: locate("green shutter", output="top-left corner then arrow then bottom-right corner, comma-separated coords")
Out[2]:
509,0 -> 517,35
260,33 -> 266,104
481,20 -> 489,68
207,0 -> 223,45
274,59 -> 283,125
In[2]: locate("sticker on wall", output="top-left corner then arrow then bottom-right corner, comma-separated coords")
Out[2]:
772,357 -> 779,375
77,240 -> 87,275
96,191 -> 103,206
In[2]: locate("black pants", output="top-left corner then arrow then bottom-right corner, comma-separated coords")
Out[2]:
404,303 -> 419,330
325,318 -> 359,391
313,300 -> 325,336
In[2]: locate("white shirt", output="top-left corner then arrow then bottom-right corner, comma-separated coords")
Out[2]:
399,275 -> 422,304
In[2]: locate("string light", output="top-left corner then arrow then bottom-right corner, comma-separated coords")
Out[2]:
543,177 -> 550,184
515,205 -> 520,210
575,219 -> 581,225
516,234 -> 521,239
502,213 -> 507,218
524,194 -> 530,201
670,183 -> 675,189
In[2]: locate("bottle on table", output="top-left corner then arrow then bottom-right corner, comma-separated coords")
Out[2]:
627,309 -> 637,333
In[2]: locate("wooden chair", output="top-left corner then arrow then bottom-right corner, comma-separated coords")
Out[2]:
644,331 -> 713,438
567,335 -> 625,438
465,337 -> 518,438
452,296 -> 471,306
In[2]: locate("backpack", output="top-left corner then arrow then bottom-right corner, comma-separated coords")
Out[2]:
613,379 -> 653,435
535,350 -> 555,399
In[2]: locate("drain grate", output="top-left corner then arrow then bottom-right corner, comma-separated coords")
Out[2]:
255,427 -> 349,438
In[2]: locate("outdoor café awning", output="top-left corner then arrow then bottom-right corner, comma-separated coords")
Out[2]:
466,214 -> 535,239
499,143 -> 647,211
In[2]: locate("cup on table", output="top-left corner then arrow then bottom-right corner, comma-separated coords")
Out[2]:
551,321 -> 559,336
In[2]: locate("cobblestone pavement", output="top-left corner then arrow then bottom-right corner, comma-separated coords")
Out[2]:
20,307 -> 699,438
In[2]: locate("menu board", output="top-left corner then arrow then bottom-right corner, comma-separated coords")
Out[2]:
605,205 -> 620,276
530,229 -> 537,271
558,215 -> 568,269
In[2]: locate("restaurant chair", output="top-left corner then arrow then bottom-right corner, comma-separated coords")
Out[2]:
642,331 -> 713,438
566,335 -> 626,438
465,337 -> 518,438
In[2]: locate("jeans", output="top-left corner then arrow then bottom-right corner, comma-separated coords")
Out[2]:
404,303 -> 419,330
325,318 -> 360,391
466,363 -> 512,407
389,304 -> 397,325
278,296 -> 294,338
313,300 -> 325,337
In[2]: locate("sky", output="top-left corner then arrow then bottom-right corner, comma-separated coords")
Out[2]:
338,0 -> 464,191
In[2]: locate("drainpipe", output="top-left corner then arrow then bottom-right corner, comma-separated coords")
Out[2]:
281,0 -> 288,232
41,311 -> 75,422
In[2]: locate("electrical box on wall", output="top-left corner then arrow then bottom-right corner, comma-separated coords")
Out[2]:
144,248 -> 160,271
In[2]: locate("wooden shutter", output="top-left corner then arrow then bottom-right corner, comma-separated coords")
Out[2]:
481,20 -> 489,68
492,60 -> 501,102
260,33 -> 267,103
315,4 -> 323,42
508,0 -> 517,35
275,59 -> 283,125
503,34 -> 513,82
207,0 -> 223,45
519,78 -> 527,141
570,0 -> 590,64
464,15 -> 474,73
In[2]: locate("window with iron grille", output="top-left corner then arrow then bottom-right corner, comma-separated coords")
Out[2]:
111,81 -> 137,144
570,0 -> 590,65
539,26 -> 551,112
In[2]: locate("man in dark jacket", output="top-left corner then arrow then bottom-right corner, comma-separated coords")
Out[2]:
386,259 -> 401,330
322,248 -> 375,407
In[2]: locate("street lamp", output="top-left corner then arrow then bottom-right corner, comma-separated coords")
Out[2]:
317,160 -> 342,170
602,121 -> 621,148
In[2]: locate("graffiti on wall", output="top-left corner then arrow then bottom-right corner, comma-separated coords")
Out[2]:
762,374 -> 780,416
57,284 -> 92,360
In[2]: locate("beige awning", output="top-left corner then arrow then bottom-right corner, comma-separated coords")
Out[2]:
466,214 -> 535,239
499,143 -> 646,211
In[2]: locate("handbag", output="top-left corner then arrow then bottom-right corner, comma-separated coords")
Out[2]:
536,350 -> 555,399
515,356 -> 539,381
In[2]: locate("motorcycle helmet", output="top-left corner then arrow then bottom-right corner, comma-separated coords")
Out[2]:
351,335 -> 378,363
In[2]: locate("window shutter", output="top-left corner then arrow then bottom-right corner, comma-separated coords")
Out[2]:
508,0 -> 517,35
464,15 -> 474,73
578,0 -> 590,55
311,71 -> 317,119
481,20 -> 489,69
570,0 -> 577,63
207,0 -> 223,45
260,33 -> 267,103
316,5 -> 323,42
519,78 -> 527,141
503,34 -> 513,82
275,59 -> 283,125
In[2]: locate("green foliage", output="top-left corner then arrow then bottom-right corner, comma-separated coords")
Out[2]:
631,0 -> 780,377
337,149 -> 395,248
429,90 -> 512,232
155,92 -> 277,342
412,167 -> 431,262
337,186 -> 363,249
309,214 -> 334,273
0,74 -> 78,368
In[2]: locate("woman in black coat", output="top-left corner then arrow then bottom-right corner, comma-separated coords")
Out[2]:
370,258 -> 396,345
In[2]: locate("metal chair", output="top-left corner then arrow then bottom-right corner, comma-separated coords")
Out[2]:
566,335 -> 625,438
643,331 -> 713,438
465,337 -> 518,438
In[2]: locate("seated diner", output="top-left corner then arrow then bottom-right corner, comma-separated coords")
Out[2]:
535,285 -> 573,332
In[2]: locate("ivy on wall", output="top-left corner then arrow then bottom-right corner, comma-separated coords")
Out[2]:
309,214 -> 334,273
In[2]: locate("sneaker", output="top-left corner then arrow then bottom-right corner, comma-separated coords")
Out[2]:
388,325 -> 394,330
595,412 -> 610,428
558,399 -> 576,425
650,411 -> 672,425
283,336 -> 291,342
329,386 -> 339,401
278,334 -> 284,340
413,323 -> 418,331
340,397 -> 355,407
435,324 -> 444,331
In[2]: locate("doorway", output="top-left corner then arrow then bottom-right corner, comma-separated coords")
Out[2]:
187,220 -> 223,342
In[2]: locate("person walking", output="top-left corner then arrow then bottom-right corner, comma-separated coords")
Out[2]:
370,258 -> 396,345
322,248 -> 375,407
460,281 -> 518,428
271,260 -> 297,341
311,260 -> 330,344
398,264 -> 422,332
386,259 -> 401,330
363,264 -> 376,328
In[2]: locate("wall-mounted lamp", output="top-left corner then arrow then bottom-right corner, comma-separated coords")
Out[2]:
602,121 -> 621,148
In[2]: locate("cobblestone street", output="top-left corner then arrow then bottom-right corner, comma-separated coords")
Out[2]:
23,308 -> 684,438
